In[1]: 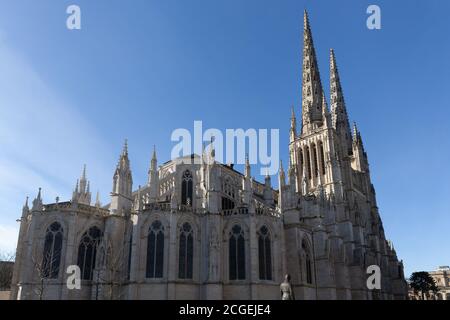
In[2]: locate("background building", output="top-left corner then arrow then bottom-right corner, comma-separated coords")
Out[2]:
408,266 -> 450,300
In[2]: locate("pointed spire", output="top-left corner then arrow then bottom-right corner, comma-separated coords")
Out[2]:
73,165 -> 91,205
112,140 -> 133,204
82,164 -> 86,180
149,145 -> 158,173
23,196 -> 29,209
117,139 -> 131,172
152,144 -> 157,162
301,10 -> 324,134
244,153 -> 251,178
22,196 -> 30,217
290,106 -> 297,142
95,191 -> 101,208
330,49 -> 352,150
32,187 -> 43,211
122,139 -> 128,156
279,160 -> 286,187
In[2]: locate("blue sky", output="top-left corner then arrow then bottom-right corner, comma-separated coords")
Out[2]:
0,0 -> 449,277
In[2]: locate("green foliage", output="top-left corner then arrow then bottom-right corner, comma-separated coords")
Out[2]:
409,271 -> 439,298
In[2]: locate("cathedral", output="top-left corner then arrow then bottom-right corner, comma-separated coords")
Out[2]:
10,11 -> 408,300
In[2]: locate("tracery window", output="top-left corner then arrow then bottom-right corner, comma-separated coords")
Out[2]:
146,220 -> 164,278
42,222 -> 63,279
258,226 -> 272,281
181,170 -> 193,206
178,223 -> 194,279
229,225 -> 245,280
77,226 -> 102,281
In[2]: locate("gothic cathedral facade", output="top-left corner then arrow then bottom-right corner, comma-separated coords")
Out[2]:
10,11 -> 408,300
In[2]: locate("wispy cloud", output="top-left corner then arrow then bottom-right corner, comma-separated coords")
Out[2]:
0,30 -> 112,252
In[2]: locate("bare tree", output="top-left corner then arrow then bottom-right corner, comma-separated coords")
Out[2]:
30,246 -> 61,300
0,252 -> 15,290
94,238 -> 128,300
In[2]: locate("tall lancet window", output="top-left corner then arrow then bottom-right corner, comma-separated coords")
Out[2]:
302,240 -> 313,284
178,223 -> 194,279
312,143 -> 319,177
181,170 -> 193,206
258,226 -> 272,281
305,146 -> 312,179
299,150 -> 304,177
77,226 -> 102,281
146,220 -> 164,278
229,225 -> 245,280
42,222 -> 63,279
319,141 -> 326,175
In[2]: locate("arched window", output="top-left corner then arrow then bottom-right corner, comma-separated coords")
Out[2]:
146,220 -> 164,278
299,149 -> 304,177
181,170 -> 193,206
258,226 -> 272,281
305,146 -> 312,179
178,223 -> 194,279
318,141 -> 326,175
312,143 -> 318,177
302,240 -> 313,284
42,222 -> 63,279
229,225 -> 245,280
77,226 -> 102,281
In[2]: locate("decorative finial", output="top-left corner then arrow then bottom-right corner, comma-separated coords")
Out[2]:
82,164 -> 87,180
122,139 -> 128,156
95,191 -> 101,207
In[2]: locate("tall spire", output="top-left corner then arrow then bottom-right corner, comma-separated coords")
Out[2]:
151,145 -> 157,167
148,145 -> 158,181
112,140 -> 133,195
111,140 -> 133,213
290,106 -> 297,143
301,10 -> 324,134
330,49 -> 352,153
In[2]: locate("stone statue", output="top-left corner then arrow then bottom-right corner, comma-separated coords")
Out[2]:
280,274 -> 295,300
